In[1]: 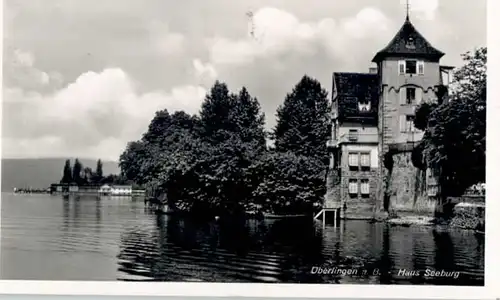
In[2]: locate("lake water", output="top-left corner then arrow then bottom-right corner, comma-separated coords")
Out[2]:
1,193 -> 484,285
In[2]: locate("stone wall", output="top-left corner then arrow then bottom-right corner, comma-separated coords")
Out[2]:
324,150 -> 380,219
386,151 -> 437,215
324,168 -> 341,209
337,144 -> 380,219
340,168 -> 379,219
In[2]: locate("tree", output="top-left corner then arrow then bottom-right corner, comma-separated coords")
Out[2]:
230,87 -> 267,151
118,81 -> 269,216
83,167 -> 93,184
199,81 -> 235,142
96,159 -> 103,180
142,109 -> 172,144
267,75 -> 330,209
250,151 -> 325,214
273,75 -> 330,161
120,111 -> 201,184
120,140 -> 148,184
72,159 -> 83,185
414,47 -> 486,198
60,159 -> 72,183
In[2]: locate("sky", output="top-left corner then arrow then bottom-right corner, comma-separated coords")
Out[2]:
2,0 -> 486,161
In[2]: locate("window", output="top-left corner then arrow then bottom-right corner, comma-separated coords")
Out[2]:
405,37 -> 416,49
406,87 -> 416,104
400,115 -> 416,132
348,151 -> 371,171
406,115 -> 415,132
360,179 -> 370,195
417,61 -> 424,75
399,60 -> 423,75
400,87 -> 422,105
348,153 -> 359,169
360,153 -> 371,168
348,129 -> 358,141
399,61 -> 405,75
406,60 -> 417,74
348,179 -> 358,195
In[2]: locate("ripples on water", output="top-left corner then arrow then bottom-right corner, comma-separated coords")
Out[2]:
0,193 -> 484,285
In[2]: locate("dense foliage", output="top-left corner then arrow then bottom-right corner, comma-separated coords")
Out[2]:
273,75 -> 330,161
119,76 -> 330,215
263,75 -> 330,212
250,151 -> 325,214
414,47 -> 486,198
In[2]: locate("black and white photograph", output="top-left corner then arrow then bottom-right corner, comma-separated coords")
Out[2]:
0,0 -> 496,296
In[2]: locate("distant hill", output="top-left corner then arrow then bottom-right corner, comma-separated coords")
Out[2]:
1,158 -> 120,192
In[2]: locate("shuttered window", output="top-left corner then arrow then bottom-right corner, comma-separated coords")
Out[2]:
406,115 -> 415,132
360,179 -> 370,194
399,60 -> 405,75
348,180 -> 358,194
406,87 -> 416,104
399,87 -> 407,105
348,153 -> 359,167
360,153 -> 370,167
415,88 -> 423,104
417,61 -> 424,75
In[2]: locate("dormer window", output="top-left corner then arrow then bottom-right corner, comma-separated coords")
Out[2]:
405,37 -> 416,49
358,102 -> 371,112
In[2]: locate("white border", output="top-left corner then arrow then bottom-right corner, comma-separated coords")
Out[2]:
0,282 -> 495,298
0,0 -> 499,298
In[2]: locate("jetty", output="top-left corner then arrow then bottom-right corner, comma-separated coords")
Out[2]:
13,187 -> 50,194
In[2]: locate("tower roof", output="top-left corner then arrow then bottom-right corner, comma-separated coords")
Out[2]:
372,18 -> 444,62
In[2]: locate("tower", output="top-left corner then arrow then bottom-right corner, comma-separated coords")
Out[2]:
372,13 -> 447,212
325,4 -> 454,219
373,15 -> 445,149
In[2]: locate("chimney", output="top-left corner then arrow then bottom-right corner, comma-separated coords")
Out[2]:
369,66 -> 378,74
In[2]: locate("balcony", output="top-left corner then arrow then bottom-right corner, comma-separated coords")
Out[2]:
327,133 -> 379,148
338,132 -> 378,144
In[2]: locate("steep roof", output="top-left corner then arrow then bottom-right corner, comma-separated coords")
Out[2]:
372,17 -> 444,62
333,72 -> 379,125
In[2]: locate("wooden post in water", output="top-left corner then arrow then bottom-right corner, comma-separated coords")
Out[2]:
322,210 -> 326,229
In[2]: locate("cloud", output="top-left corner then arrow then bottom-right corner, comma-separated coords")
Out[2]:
201,6 -> 394,130
148,20 -> 186,56
5,49 -> 63,90
3,68 -> 207,161
13,49 -> 35,67
192,59 -> 218,87
207,7 -> 392,67
3,0 -> 484,161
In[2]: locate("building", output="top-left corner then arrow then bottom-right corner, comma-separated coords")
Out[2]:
110,185 -> 133,196
99,184 -> 112,195
325,13 -> 453,219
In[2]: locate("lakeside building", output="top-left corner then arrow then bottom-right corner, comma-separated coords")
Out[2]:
325,14 -> 454,219
110,185 -> 133,196
98,184 -> 112,195
50,183 -> 140,196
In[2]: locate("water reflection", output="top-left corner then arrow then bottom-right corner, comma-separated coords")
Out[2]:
0,193 -> 484,284
117,213 -> 484,285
